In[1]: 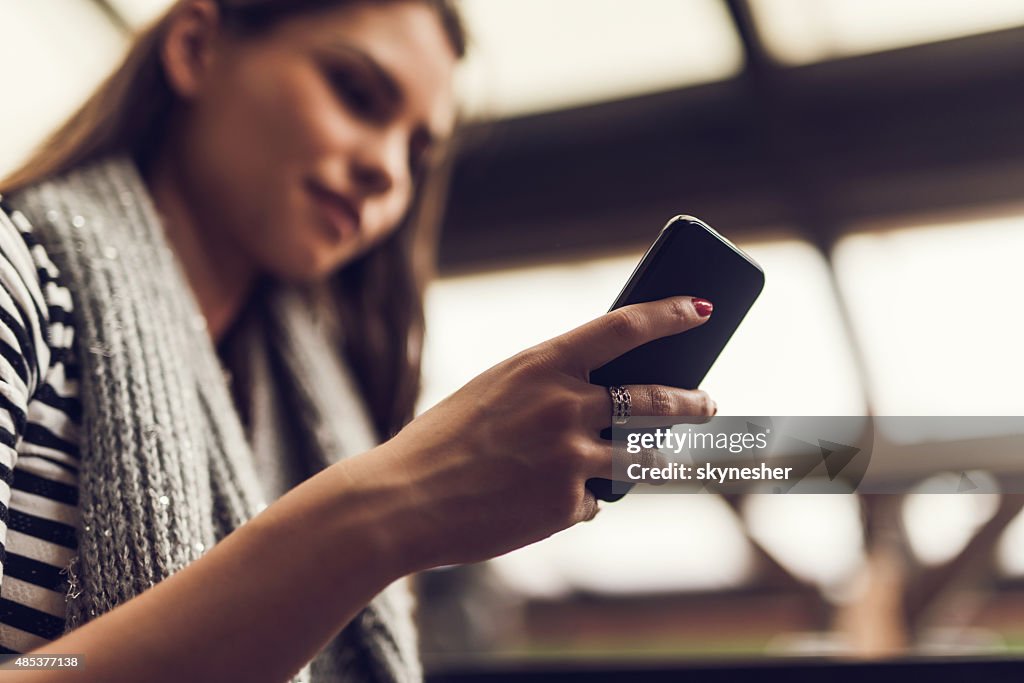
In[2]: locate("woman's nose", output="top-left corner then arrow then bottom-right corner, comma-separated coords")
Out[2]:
349,130 -> 406,197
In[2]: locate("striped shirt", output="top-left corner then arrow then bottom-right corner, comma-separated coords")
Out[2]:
0,199 -> 82,654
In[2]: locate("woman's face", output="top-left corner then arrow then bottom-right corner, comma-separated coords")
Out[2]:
169,0 -> 459,281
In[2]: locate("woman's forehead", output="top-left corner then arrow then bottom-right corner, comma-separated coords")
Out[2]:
280,2 -> 459,136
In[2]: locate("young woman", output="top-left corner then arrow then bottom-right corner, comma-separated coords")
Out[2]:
0,1 -> 716,680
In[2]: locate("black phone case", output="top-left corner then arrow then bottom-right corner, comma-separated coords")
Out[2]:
587,216 -> 765,502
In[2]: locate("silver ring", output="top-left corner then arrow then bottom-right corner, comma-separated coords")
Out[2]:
609,385 -> 631,425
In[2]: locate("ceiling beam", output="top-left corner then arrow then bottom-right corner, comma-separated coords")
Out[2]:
439,27 -> 1024,274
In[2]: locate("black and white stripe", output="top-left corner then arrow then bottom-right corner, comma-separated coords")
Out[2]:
0,200 -> 81,654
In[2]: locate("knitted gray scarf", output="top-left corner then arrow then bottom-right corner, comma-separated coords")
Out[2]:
5,155 -> 421,682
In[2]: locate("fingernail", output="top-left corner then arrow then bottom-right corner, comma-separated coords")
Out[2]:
693,298 -> 713,318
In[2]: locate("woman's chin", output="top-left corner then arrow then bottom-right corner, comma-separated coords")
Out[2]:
261,242 -> 357,284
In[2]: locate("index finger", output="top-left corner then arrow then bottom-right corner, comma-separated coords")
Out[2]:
553,296 -> 712,377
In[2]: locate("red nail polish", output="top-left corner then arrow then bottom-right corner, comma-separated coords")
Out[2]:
693,298 -> 713,317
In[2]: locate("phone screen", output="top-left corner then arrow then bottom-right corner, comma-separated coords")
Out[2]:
587,215 -> 765,501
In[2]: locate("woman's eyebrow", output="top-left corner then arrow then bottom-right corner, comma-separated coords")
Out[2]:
322,42 -> 454,144
324,42 -> 403,105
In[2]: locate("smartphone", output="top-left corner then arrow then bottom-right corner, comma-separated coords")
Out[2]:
587,215 -> 765,502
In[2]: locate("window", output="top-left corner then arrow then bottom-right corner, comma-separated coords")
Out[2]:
748,0 -> 1024,65
832,210 -> 1024,417
104,0 -> 173,28
0,0 -> 127,177
455,0 -> 743,118
422,238 -> 867,417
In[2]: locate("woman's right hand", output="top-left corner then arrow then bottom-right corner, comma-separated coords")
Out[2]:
354,295 -> 717,574
12,295 -> 713,683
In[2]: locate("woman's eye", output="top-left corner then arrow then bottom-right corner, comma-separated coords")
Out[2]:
328,69 -> 378,116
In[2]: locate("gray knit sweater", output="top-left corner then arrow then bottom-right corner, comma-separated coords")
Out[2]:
4,155 -> 421,682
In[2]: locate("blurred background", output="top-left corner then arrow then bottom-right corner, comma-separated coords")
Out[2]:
3,0 -> 1024,675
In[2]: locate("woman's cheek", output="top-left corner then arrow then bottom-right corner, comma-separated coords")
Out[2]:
367,196 -> 409,243
388,182 -> 415,227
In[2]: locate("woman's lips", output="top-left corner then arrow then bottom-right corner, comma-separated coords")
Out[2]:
305,180 -> 361,241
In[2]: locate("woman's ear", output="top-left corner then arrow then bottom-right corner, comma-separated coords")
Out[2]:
161,0 -> 223,100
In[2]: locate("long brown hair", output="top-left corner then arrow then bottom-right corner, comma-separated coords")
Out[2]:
0,0 -> 466,440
